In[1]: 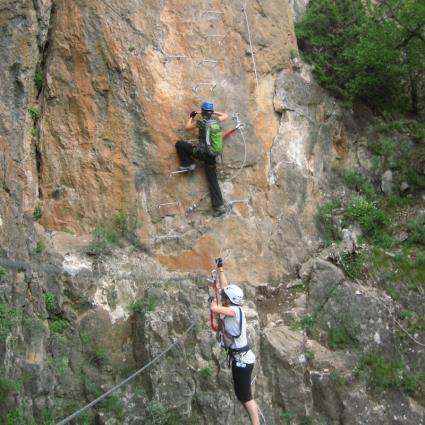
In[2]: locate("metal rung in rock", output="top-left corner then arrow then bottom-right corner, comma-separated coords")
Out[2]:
228,199 -> 249,205
158,201 -> 181,208
201,34 -> 226,45
201,10 -> 224,17
202,34 -> 226,38
162,49 -> 187,59
193,82 -> 216,92
155,234 -> 180,241
197,59 -> 220,67
165,54 -> 186,59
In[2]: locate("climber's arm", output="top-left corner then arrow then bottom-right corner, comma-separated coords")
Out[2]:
214,111 -> 228,122
185,116 -> 197,131
210,300 -> 236,317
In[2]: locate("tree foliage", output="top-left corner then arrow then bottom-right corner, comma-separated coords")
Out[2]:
296,0 -> 425,114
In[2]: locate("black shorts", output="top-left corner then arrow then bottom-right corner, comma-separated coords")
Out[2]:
231,361 -> 254,402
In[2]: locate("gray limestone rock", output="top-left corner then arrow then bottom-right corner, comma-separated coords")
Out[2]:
381,169 -> 394,195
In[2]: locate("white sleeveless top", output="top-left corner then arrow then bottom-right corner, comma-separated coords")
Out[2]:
223,306 -> 255,364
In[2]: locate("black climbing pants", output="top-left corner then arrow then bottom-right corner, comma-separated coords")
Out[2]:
175,140 -> 224,209
232,361 -> 254,402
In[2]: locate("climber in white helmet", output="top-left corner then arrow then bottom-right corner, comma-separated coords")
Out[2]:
210,258 -> 260,425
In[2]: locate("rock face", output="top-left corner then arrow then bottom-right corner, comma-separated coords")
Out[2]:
1,1 -> 424,425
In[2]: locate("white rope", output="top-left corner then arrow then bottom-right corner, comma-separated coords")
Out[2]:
55,323 -> 196,425
242,1 -> 259,91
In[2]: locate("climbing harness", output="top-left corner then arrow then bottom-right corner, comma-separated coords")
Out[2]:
55,322 -> 196,425
209,268 -> 223,333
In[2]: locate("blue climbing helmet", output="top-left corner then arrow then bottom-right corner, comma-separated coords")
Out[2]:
201,100 -> 214,112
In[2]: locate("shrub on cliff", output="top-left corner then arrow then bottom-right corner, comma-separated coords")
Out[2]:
88,210 -> 145,255
296,0 -> 425,114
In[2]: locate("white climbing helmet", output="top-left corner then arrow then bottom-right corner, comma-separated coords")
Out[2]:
223,285 -> 244,305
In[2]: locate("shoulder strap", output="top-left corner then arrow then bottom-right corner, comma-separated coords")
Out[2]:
199,119 -> 212,147
235,307 -> 243,338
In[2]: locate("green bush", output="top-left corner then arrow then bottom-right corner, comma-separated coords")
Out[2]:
6,409 -> 36,425
34,66 -> 44,92
340,252 -> 364,279
88,210 -> 142,255
289,315 -> 315,332
368,137 -> 397,160
406,214 -> 425,247
393,252 -> 425,290
35,239 -> 46,253
336,169 -> 376,200
381,195 -> 414,211
31,127 -> 40,137
0,267 -> 6,278
38,398 -> 91,425
33,206 -> 42,221
89,346 -> 110,367
130,297 -> 156,316
0,304 -> 19,341
61,226 -> 74,234
357,353 -> 423,396
0,376 -> 18,406
364,247 -> 425,291
28,106 -> 40,121
406,167 -> 425,191
296,0 -> 367,98
144,401 -> 195,425
50,353 -> 69,373
199,367 -> 212,380
280,411 -> 294,424
22,315 -> 46,337
145,400 -> 170,425
299,417 -> 316,425
99,395 -> 125,421
343,197 -> 389,242
45,292 -> 58,314
315,200 -> 342,245
399,310 -> 425,333
296,0 -> 425,113
49,319 -> 67,334
300,315 -> 315,330
328,321 -> 357,349
305,351 -> 315,362
289,48 -> 299,60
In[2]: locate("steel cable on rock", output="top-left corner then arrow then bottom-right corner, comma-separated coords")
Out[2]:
250,376 -> 268,425
241,0 -> 259,91
227,124 -> 248,183
55,323 -> 196,425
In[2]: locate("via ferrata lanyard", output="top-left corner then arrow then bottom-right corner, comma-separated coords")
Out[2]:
210,269 -> 223,333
